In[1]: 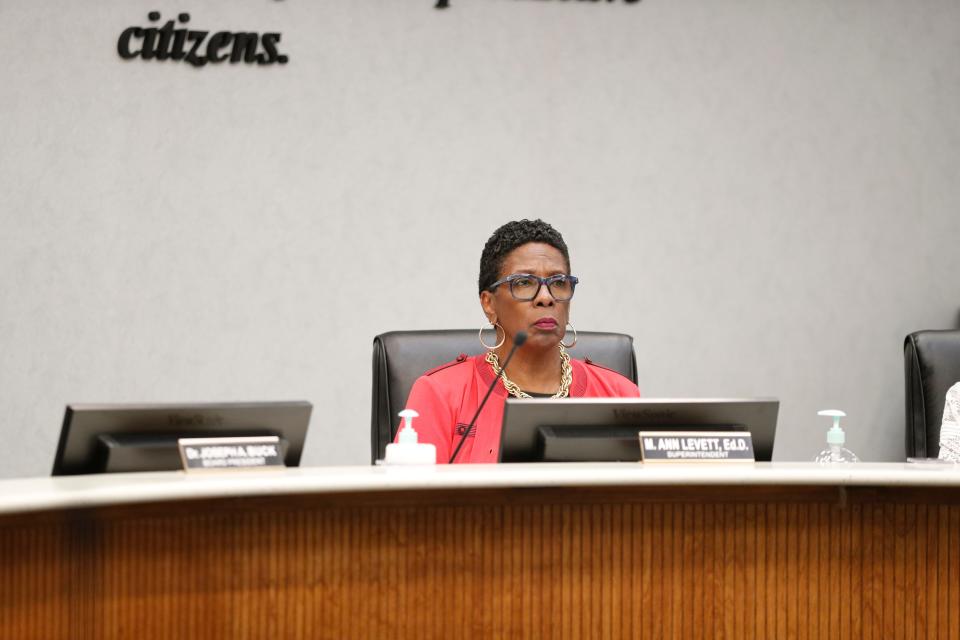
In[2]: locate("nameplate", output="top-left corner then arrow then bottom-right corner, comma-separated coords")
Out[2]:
638,431 -> 755,462
177,436 -> 285,471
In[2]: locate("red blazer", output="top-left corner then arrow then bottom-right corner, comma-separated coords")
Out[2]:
398,354 -> 641,464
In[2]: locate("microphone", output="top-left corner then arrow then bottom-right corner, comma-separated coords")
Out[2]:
448,330 -> 527,463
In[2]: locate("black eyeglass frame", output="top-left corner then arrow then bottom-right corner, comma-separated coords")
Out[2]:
487,273 -> 579,301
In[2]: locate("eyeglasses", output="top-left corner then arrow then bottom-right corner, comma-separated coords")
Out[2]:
488,273 -> 579,301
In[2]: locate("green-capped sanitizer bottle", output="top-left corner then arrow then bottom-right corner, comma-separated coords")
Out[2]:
813,410 -> 860,464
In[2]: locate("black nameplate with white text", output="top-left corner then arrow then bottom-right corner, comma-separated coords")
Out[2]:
178,436 -> 285,471
639,431 -> 755,463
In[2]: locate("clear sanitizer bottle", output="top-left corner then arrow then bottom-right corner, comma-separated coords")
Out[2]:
813,410 -> 860,464
384,409 -> 436,465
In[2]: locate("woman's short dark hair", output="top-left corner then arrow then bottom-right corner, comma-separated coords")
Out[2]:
478,219 -> 570,294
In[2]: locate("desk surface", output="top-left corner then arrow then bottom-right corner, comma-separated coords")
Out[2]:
2,461 -> 960,516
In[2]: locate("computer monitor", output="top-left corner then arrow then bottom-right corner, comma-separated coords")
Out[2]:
52,401 -> 313,476
499,398 -> 779,462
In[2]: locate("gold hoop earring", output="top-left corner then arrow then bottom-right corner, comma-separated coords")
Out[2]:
479,321 -> 506,350
561,322 -> 578,349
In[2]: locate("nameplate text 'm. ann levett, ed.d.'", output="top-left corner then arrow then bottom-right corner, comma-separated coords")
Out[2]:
639,432 -> 755,463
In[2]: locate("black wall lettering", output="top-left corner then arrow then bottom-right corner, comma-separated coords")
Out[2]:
117,12 -> 288,68
140,27 -> 159,60
171,29 -> 188,60
230,33 -> 259,64
206,32 -> 233,63
259,33 -> 284,65
170,13 -> 190,60
117,27 -> 143,59
155,21 -> 176,60
185,31 -> 209,67
139,10 -> 161,60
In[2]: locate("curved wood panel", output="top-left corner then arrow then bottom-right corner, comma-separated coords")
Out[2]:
1,486 -> 958,639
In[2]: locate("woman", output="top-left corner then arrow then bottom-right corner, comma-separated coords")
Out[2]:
938,382 -> 960,462
400,219 -> 640,463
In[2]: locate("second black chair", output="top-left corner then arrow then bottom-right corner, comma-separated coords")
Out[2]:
904,329 -> 960,458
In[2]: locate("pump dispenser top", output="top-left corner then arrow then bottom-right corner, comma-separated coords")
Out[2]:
813,409 -> 860,464
384,409 -> 437,465
396,409 -> 420,444
819,410 -> 847,445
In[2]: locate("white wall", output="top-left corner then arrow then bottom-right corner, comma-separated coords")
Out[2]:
1,0 -> 958,477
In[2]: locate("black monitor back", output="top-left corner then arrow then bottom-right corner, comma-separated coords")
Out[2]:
52,401 -> 312,476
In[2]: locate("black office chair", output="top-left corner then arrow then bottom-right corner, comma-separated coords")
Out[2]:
370,329 -> 638,463
904,330 -> 960,458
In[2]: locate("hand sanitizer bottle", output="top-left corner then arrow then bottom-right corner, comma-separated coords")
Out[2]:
384,409 -> 436,465
813,410 -> 860,464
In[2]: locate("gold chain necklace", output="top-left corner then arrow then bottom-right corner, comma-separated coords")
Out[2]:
485,344 -> 572,399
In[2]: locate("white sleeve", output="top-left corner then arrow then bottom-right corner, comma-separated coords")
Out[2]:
939,383 -> 960,461
943,383 -> 960,427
